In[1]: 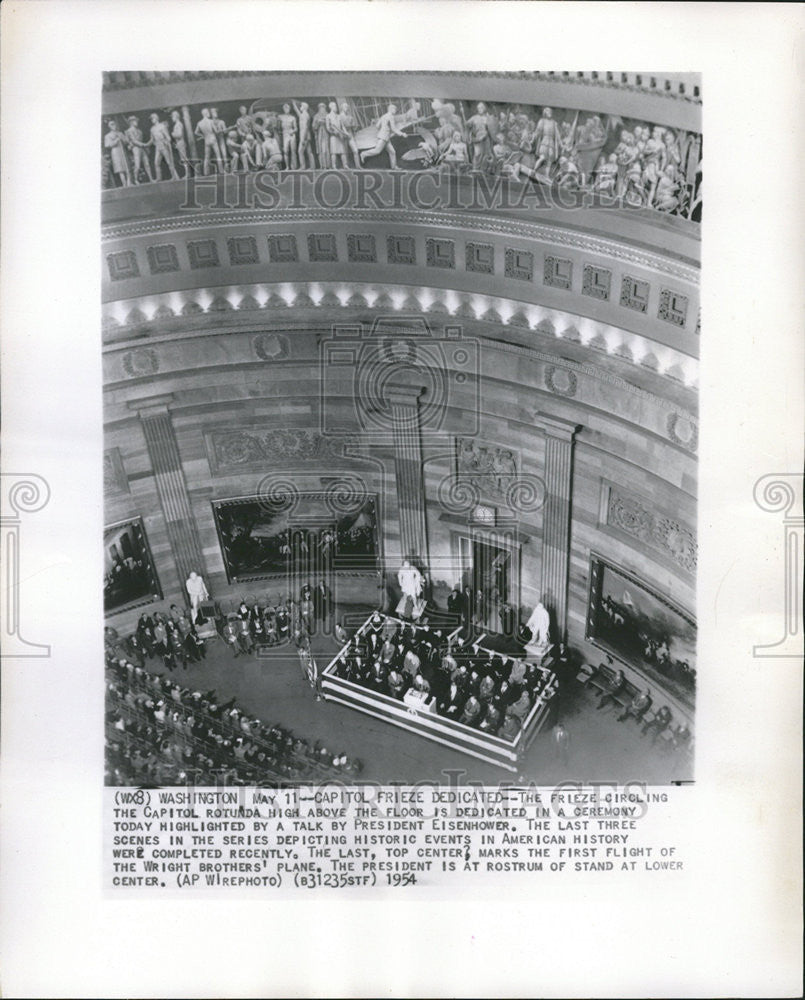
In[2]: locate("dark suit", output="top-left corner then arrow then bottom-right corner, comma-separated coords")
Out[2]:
447,589 -> 464,623
313,583 -> 332,621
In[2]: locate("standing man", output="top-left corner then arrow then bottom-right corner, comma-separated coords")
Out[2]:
312,102 -> 330,169
447,584 -> 464,624
338,101 -> 362,169
194,109 -> 224,176
297,635 -> 323,702
293,101 -> 316,169
148,113 -> 180,181
466,102 -> 493,171
314,579 -> 332,625
552,722 -> 571,767
533,107 -> 562,178
278,103 -> 298,170
124,115 -> 154,184
104,120 -> 131,187
360,104 -> 406,169
325,101 -> 349,169
210,108 -> 229,166
235,105 -> 254,138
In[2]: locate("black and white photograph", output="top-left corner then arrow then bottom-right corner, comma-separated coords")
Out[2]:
101,67 -> 701,788
1,3 -> 802,998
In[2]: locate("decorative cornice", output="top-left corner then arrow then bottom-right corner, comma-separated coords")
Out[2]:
102,290 -> 698,428
102,208 -> 700,284
473,335 -> 694,416
103,70 -> 701,105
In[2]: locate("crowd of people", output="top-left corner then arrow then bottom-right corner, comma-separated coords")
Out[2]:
104,582 -> 337,674
218,582 -> 335,658
101,95 -> 701,219
329,614 -> 558,741
103,565 -> 691,781
489,113 -> 697,213
446,582 -> 518,637
105,635 -> 361,787
586,658 -> 693,755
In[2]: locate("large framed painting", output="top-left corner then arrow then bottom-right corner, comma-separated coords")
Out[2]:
586,555 -> 696,707
212,491 -> 380,584
103,517 -> 162,614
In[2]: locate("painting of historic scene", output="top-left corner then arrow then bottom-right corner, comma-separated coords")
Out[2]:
103,518 -> 162,614
587,556 -> 696,706
213,492 -> 379,583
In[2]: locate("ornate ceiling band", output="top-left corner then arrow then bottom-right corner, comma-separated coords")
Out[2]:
102,281 -> 699,386
103,70 -> 701,104
102,209 -> 699,284
104,325 -> 695,417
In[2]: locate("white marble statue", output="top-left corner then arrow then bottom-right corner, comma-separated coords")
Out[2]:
104,120 -> 131,187
124,116 -> 154,184
524,600 -> 551,657
185,571 -> 209,620
397,559 -> 423,600
148,114 -> 179,181
195,108 -> 224,175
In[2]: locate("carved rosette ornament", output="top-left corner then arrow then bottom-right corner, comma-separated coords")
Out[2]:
122,348 -> 160,378
252,333 -> 289,361
544,365 -> 578,397
667,412 -> 698,452
608,493 -> 653,541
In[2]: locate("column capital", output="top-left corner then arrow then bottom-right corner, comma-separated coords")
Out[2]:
126,393 -> 176,418
386,383 -> 426,408
0,473 -> 51,520
534,412 -> 582,442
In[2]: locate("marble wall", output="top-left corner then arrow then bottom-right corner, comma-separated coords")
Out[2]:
104,315 -> 696,722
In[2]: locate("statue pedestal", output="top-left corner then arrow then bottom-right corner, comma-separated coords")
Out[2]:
524,638 -> 550,663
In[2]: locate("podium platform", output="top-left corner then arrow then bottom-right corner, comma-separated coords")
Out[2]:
321,613 -> 557,772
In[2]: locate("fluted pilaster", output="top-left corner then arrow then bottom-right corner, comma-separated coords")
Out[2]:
387,384 -> 429,568
128,395 -> 206,596
534,412 -> 582,643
